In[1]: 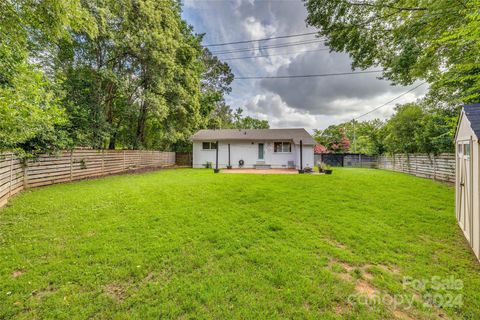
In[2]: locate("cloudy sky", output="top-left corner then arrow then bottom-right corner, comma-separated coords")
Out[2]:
182,0 -> 427,130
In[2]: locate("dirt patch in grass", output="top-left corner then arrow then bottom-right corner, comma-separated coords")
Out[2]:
31,286 -> 56,300
337,272 -> 353,282
375,264 -> 401,275
323,237 -> 350,251
329,259 -> 450,320
355,280 -> 378,299
393,309 -> 416,320
333,302 -> 352,315
362,270 -> 374,281
104,283 -> 127,302
11,269 -> 25,278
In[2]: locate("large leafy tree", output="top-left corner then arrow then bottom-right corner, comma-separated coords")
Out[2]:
0,0 -> 94,156
382,103 -> 425,153
305,0 -> 480,104
57,0 -> 204,150
200,48 -> 234,130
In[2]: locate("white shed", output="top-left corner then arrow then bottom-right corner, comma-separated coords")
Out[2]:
455,104 -> 480,261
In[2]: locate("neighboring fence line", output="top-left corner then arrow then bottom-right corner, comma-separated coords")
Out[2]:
377,153 -> 455,183
315,153 -> 377,168
315,152 -> 456,183
0,149 -> 176,208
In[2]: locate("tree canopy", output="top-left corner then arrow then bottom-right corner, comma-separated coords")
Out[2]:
305,0 -> 480,105
314,103 -> 457,155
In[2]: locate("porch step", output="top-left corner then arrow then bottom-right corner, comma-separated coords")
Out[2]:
254,163 -> 271,169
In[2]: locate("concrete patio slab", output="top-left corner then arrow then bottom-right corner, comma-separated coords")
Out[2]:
221,168 -> 299,174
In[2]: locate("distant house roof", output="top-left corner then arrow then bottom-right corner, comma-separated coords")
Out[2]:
464,104 -> 480,138
192,128 -> 316,145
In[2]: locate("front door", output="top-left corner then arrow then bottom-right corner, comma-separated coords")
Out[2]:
258,143 -> 264,160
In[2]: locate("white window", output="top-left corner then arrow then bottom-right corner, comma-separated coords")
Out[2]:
464,143 -> 471,156
274,142 -> 291,153
202,142 -> 217,150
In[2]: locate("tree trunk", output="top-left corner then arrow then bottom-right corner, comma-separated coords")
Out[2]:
108,120 -> 122,150
135,101 -> 148,149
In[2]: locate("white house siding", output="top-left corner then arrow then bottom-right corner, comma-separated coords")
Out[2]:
296,145 -> 314,169
193,141 -> 314,169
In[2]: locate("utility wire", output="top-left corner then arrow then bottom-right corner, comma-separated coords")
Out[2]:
204,31 -> 319,47
235,70 -> 382,79
355,81 -> 427,120
221,48 -> 331,61
212,39 -> 325,55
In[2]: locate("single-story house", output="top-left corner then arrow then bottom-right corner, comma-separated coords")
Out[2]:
455,104 -> 480,261
192,128 -> 315,170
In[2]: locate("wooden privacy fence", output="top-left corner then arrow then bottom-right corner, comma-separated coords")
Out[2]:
315,153 -> 377,168
175,152 -> 192,166
377,153 -> 455,183
0,150 -> 175,208
314,152 -> 456,183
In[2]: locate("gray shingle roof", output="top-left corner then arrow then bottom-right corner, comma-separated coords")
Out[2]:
464,104 -> 480,137
192,128 -> 316,145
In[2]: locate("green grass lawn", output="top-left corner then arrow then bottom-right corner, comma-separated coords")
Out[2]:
1,168 -> 479,319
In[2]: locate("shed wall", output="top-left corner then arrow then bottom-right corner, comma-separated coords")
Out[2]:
455,112 -> 480,261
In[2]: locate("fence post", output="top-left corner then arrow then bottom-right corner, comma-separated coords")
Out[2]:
22,159 -> 28,189
123,150 -> 126,171
8,154 -> 13,196
70,150 -> 73,181
101,150 -> 105,175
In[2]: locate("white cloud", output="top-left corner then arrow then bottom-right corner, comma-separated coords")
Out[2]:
243,16 -> 275,39
182,0 -> 427,130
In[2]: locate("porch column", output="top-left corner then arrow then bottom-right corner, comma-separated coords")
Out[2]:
299,140 -> 304,173
214,140 -> 220,173
227,144 -> 231,169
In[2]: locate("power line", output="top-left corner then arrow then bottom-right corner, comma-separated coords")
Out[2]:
222,48 -> 331,61
235,70 -> 382,80
212,39 -> 325,55
204,31 -> 319,47
355,81 -> 427,120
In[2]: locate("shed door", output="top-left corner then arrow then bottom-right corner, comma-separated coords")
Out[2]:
458,141 -> 473,243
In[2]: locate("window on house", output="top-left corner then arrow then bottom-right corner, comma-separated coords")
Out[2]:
202,142 -> 217,150
274,142 -> 291,153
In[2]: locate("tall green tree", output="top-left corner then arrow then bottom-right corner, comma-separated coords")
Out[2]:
57,0 -> 205,150
199,48 -> 234,129
382,103 -> 425,153
0,0 -> 94,156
